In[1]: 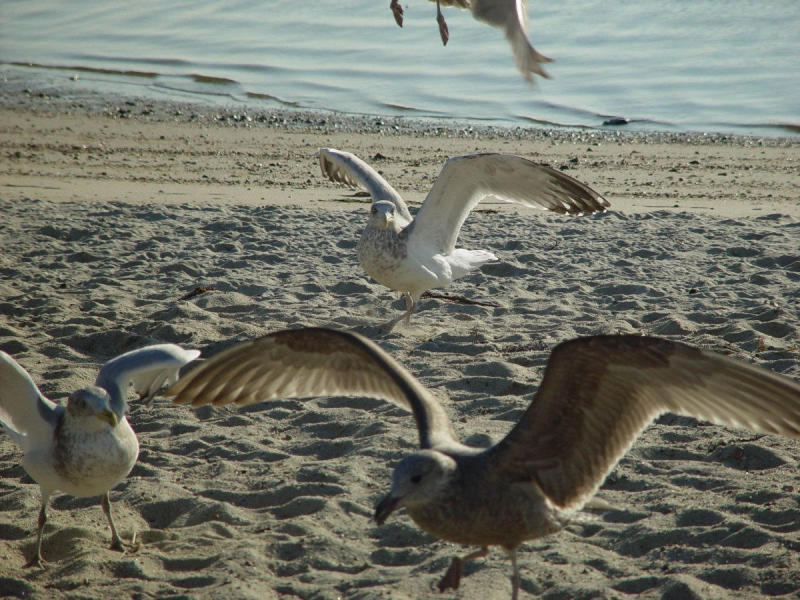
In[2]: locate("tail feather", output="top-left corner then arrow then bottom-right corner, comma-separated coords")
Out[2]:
447,249 -> 498,280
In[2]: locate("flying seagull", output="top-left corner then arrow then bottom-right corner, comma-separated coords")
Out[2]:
319,148 -> 609,328
0,343 -> 200,566
390,0 -> 553,80
166,327 -> 800,599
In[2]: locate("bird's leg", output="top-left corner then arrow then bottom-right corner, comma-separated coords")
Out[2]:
508,548 -> 520,600
437,546 -> 489,592
402,291 -> 416,324
26,500 -> 49,568
378,292 -> 417,331
390,0 -> 404,27
436,0 -> 450,45
101,492 -> 138,552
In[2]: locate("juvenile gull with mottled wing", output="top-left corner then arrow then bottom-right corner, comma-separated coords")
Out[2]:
319,148 -> 609,328
0,343 -> 199,566
167,327 -> 800,599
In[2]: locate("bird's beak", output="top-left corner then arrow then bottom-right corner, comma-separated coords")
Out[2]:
373,211 -> 391,229
374,494 -> 400,525
97,409 -> 119,427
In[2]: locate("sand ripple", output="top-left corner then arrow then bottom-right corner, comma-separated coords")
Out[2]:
0,199 -> 798,598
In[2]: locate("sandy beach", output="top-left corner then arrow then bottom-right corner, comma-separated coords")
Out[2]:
0,86 -> 798,599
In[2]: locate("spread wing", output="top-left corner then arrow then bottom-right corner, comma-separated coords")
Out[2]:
409,153 -> 609,254
166,328 -> 459,450
318,148 -> 413,224
0,351 -> 61,449
471,0 -> 553,79
95,344 -> 201,415
488,336 -> 800,512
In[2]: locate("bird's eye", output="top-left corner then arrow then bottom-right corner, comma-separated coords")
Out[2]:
371,206 -> 377,214
410,474 -> 422,484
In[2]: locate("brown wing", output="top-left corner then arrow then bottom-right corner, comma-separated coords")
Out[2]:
488,336 -> 800,511
165,328 -> 458,450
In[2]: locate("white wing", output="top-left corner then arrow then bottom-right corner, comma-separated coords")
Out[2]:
409,153 -> 609,254
471,0 -> 553,80
318,148 -> 413,223
95,344 -> 201,413
0,352 -> 61,449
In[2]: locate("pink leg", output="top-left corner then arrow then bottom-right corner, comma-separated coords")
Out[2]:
402,291 -> 416,324
437,546 -> 489,592
379,292 -> 415,331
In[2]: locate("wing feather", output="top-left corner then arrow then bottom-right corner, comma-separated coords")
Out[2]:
318,148 -> 413,223
471,0 -> 553,79
95,344 -> 201,414
0,351 -> 61,448
409,153 -> 609,254
488,336 -> 800,511
166,328 -> 459,450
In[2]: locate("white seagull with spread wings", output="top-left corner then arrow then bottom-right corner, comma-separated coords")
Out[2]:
0,343 -> 199,566
167,327 -> 800,600
319,148 -> 609,328
390,0 -> 553,80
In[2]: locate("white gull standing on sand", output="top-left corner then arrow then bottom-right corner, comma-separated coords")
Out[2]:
319,148 -> 609,328
166,327 -> 800,600
389,0 -> 553,80
0,343 -> 199,566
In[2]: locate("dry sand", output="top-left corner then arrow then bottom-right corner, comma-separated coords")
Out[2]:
0,87 -> 799,599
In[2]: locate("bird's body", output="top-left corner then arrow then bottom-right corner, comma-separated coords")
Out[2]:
320,148 -> 609,328
404,452 -> 563,548
0,344 -> 200,565
391,0 -> 552,80
48,399 -> 139,499
167,327 -> 800,599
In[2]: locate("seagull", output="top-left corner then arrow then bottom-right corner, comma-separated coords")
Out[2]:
0,343 -> 200,566
390,0 -> 553,80
319,148 -> 609,328
166,327 -> 800,599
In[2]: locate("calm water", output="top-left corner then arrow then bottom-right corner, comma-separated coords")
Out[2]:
1,0 -> 798,136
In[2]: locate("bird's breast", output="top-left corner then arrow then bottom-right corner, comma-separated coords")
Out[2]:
358,229 -> 407,285
406,479 -> 561,548
52,418 -> 139,497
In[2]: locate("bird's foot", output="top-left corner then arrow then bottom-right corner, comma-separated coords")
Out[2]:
437,556 -> 463,592
390,0 -> 404,27
25,554 -> 47,569
110,530 -> 140,554
378,317 -> 401,332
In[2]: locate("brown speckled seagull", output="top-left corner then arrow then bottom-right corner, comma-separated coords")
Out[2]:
166,327 -> 800,599
0,344 -> 199,566
319,148 -> 609,329
390,0 -> 553,80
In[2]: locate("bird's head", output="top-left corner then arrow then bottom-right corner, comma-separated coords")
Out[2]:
67,386 -> 119,429
374,450 -> 457,525
368,201 -> 396,230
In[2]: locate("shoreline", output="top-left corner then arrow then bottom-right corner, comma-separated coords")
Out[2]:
1,82 -> 799,218
3,74 -> 800,146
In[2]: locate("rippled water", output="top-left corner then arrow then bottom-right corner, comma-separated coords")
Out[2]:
1,0 -> 798,135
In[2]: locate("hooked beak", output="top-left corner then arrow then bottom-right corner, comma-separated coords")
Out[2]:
371,210 -> 391,230
96,409 -> 119,427
374,494 -> 401,525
